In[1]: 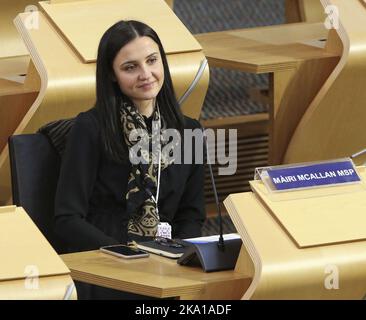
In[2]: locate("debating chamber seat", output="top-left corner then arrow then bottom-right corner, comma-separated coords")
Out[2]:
0,0 -> 209,205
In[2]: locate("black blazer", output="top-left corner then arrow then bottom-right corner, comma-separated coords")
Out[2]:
54,108 -> 206,252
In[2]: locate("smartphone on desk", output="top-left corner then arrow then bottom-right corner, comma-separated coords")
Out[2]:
100,245 -> 149,259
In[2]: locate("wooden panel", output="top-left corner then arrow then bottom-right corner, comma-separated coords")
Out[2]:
168,52 -> 209,119
269,56 -> 340,164
285,0 -> 302,23
61,250 -> 250,299
165,0 -> 174,8
0,91 -> 38,152
225,190 -> 366,299
286,0 -> 325,23
0,206 -> 70,281
0,55 -> 30,80
0,206 -> 75,299
0,274 -> 76,300
39,0 -> 201,62
0,0 -> 38,58
284,0 -> 366,165
250,167 -> 366,248
195,22 -> 335,73
201,113 -> 268,131
195,21 -> 341,166
51,0 -> 174,7
299,0 -> 325,22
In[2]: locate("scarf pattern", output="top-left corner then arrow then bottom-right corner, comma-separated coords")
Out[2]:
120,101 -> 176,240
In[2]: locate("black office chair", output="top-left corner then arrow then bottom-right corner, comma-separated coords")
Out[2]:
8,133 -> 64,253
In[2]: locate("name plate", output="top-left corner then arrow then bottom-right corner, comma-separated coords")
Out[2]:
265,159 -> 360,191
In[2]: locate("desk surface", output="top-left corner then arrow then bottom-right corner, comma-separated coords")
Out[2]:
195,22 -> 339,73
225,190 -> 366,299
0,56 -> 29,79
61,250 -> 251,299
40,0 -> 201,63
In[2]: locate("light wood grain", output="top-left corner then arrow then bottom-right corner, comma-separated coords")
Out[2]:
201,113 -> 269,130
284,0 -> 366,165
269,56 -> 339,164
0,274 -> 77,300
165,0 -> 174,8
61,250 -> 251,299
225,172 -> 366,299
0,0 -> 42,155
286,0 -> 325,23
0,92 -> 38,152
195,22 -> 335,73
51,0 -> 174,8
285,0 -> 302,23
0,59 -> 41,152
0,1 -> 39,58
0,55 -> 29,80
0,206 -> 70,281
196,21 -> 341,165
39,0 -> 201,62
250,166 -> 366,248
299,0 -> 325,22
0,206 -> 75,299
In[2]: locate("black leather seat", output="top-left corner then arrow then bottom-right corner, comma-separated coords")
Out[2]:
9,132 -> 169,299
8,133 -> 64,253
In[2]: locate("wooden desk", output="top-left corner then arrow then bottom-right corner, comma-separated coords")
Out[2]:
195,22 -> 340,164
195,22 -> 334,73
224,172 -> 366,299
285,0 -> 325,23
0,56 -> 30,80
61,250 -> 251,300
0,206 -> 76,300
0,56 -> 39,171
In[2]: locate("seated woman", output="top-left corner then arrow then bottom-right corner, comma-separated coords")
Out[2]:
54,20 -> 206,255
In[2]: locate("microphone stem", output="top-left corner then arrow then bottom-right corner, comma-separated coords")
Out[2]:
203,127 -> 225,251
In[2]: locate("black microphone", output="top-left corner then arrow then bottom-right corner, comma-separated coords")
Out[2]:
177,125 -> 242,272
202,125 -> 225,250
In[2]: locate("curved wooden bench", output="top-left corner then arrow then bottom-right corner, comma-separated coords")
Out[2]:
0,0 -> 36,59
225,185 -> 366,300
284,0 -> 366,164
0,1 -> 41,181
225,165 -> 366,299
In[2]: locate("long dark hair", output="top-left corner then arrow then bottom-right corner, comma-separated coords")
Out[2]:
95,20 -> 185,163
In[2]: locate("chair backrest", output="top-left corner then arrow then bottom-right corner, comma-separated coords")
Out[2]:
8,133 -> 64,253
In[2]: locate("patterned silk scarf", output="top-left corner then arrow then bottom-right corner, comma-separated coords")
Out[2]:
120,101 -> 173,241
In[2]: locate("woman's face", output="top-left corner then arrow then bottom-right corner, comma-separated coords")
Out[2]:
112,36 -> 165,106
